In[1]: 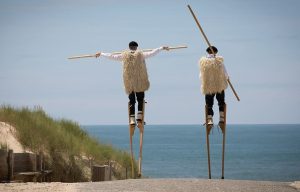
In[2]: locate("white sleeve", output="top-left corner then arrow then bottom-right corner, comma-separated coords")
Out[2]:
143,47 -> 163,59
101,53 -> 123,61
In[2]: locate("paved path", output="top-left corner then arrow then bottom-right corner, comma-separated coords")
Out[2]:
0,179 -> 299,192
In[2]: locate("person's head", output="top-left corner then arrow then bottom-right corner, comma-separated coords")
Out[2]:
129,41 -> 138,51
206,46 -> 218,54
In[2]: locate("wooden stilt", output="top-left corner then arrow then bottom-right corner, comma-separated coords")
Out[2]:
220,103 -> 227,179
137,100 -> 146,178
205,105 -> 212,179
205,103 -> 227,179
128,102 -> 135,179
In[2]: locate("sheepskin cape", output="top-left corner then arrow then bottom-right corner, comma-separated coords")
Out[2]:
199,56 -> 228,95
122,50 -> 150,94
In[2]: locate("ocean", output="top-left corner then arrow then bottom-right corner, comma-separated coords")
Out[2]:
82,124 -> 300,181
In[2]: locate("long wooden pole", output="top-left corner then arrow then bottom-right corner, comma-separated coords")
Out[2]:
227,79 -> 240,101
187,5 -> 215,55
187,5 -> 240,101
112,45 -> 187,55
68,54 -> 96,59
68,45 -> 187,59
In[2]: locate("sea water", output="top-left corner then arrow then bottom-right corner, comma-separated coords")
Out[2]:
83,124 -> 300,181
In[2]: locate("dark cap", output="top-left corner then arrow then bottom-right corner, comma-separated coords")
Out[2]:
129,41 -> 138,47
206,46 -> 218,54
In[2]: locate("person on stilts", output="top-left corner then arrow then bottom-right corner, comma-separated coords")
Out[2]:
199,46 -> 228,126
95,41 -> 168,178
199,45 -> 229,179
95,41 -> 169,124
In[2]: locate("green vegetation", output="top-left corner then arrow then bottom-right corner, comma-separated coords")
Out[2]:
0,106 -> 136,181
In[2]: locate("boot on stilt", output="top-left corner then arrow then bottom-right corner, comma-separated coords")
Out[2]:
218,111 -> 225,133
130,115 -> 136,125
219,111 -> 225,124
207,115 -> 213,125
136,111 -> 143,122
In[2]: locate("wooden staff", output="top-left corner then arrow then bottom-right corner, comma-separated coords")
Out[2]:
68,45 -> 188,59
113,45 -> 187,55
68,54 -> 96,59
227,78 -> 240,101
187,5 -> 240,101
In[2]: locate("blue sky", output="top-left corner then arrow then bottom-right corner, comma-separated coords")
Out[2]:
1,0 -> 299,124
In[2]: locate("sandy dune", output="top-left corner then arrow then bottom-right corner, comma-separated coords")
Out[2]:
0,122 -> 24,153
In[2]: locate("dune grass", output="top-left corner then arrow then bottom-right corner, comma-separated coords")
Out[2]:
0,106 -> 136,181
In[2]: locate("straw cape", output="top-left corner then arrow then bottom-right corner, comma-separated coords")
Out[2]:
199,56 -> 228,95
122,50 -> 150,94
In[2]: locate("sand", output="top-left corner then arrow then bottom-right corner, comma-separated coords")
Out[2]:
0,122 -> 24,153
0,179 -> 299,192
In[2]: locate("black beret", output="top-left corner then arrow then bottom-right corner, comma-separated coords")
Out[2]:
206,46 -> 218,54
129,41 -> 138,47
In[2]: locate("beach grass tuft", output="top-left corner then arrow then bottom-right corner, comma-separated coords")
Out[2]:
0,105 -> 136,181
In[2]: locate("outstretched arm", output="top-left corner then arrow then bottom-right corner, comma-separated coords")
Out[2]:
143,46 -> 169,59
95,52 -> 123,61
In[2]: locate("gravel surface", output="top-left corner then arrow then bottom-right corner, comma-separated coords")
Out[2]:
0,179 -> 299,192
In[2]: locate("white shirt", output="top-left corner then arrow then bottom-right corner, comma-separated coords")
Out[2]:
101,47 -> 164,61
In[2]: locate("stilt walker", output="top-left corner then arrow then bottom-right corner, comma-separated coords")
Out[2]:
68,42 -> 187,178
98,42 -> 168,179
187,5 -> 240,179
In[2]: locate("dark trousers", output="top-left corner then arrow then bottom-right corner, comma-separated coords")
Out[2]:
205,90 -> 225,116
129,92 -> 144,115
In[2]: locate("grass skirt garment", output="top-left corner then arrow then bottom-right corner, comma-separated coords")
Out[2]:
199,56 -> 228,95
122,51 -> 150,94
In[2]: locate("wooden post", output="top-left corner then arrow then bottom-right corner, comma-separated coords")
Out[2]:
91,165 -> 110,181
0,149 -> 9,182
8,150 -> 14,182
37,152 -> 43,182
109,161 -> 112,181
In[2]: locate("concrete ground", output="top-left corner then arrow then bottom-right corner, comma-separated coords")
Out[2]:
0,179 -> 299,192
